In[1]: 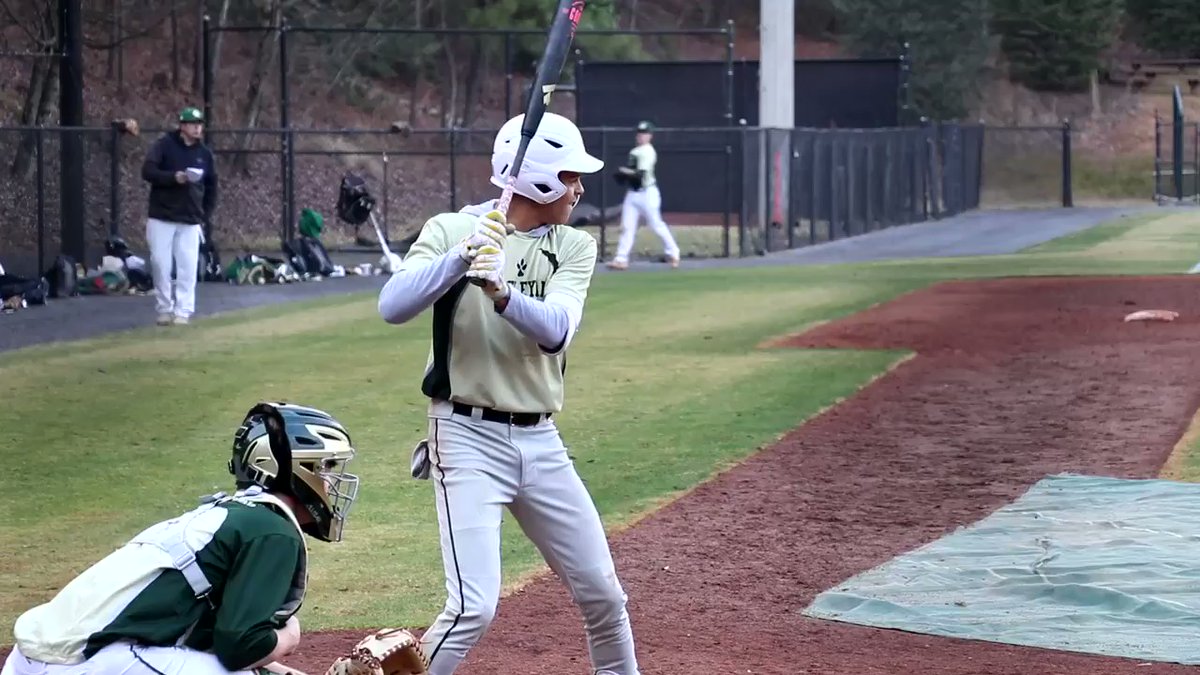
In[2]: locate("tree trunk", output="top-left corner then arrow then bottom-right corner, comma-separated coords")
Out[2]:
460,39 -> 483,127
204,0 -> 232,101
10,57 -> 59,180
440,13 -> 457,127
231,0 -> 282,176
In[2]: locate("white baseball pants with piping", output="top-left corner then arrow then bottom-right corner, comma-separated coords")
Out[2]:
613,185 -> 679,264
416,400 -> 640,675
2,643 -> 253,675
146,217 -> 201,319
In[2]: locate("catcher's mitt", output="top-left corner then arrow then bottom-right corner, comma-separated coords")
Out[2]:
325,628 -> 427,675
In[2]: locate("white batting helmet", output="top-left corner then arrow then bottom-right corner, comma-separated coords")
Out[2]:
490,112 -> 604,204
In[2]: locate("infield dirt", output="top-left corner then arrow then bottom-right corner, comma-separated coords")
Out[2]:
6,275 -> 1200,675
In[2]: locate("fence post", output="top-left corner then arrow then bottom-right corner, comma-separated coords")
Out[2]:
448,127 -> 458,213
382,152 -> 390,241
1194,123 -> 1199,202
36,126 -> 46,274
202,14 -> 212,127
279,21 -> 293,242
504,32 -> 513,120
723,127 -> 733,257
109,121 -> 120,236
1061,119 -> 1074,208
1154,110 -> 1161,201
724,19 -> 735,126
1175,91 -> 1185,202
598,127 -> 608,260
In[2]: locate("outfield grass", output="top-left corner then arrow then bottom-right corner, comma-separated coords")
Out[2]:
2,210 -> 1200,635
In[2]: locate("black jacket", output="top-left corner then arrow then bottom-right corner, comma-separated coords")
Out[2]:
141,131 -> 218,225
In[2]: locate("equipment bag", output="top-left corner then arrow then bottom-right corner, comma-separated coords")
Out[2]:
198,238 -> 223,283
45,255 -> 78,298
336,173 -> 376,226
0,274 -> 49,305
299,236 -> 335,277
281,240 -> 310,277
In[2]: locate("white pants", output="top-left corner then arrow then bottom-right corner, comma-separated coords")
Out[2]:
146,217 -> 201,319
417,400 -> 640,675
1,642 -> 252,675
614,185 -> 679,264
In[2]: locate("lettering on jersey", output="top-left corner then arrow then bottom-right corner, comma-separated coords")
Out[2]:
509,279 -> 547,299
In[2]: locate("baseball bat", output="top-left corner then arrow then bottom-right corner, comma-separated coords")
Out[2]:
470,0 -> 586,287
369,212 -> 402,272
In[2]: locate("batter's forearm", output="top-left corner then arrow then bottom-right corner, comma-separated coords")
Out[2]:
378,251 -> 469,324
496,291 -> 581,354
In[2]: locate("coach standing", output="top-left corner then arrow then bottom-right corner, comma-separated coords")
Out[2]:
141,106 -> 218,326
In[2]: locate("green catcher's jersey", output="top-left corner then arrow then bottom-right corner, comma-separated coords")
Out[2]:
12,497 -> 305,671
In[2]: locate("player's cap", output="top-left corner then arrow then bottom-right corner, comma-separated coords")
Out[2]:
636,120 -> 654,133
179,107 -> 204,123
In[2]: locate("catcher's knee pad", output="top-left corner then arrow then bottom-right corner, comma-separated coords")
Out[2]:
566,566 -> 629,633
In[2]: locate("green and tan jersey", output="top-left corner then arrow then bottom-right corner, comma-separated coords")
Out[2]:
404,212 -> 598,414
12,498 -> 305,671
628,144 -> 657,188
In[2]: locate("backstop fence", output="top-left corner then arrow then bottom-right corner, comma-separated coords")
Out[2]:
0,120 -> 1027,277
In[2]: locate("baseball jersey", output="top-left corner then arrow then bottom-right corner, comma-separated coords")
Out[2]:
628,144 -> 657,188
12,497 -> 305,671
404,212 -> 598,414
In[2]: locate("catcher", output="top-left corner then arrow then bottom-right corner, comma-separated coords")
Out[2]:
1,402 -> 368,675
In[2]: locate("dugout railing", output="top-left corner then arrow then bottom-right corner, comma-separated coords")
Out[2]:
1,121 -> 1087,278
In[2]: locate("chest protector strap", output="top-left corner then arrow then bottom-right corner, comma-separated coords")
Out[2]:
128,487 -> 308,619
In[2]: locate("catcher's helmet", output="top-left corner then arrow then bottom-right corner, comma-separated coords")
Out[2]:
229,402 -> 360,543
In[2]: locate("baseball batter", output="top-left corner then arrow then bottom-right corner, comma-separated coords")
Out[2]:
608,120 -> 680,270
0,402 -> 361,675
378,112 -> 641,675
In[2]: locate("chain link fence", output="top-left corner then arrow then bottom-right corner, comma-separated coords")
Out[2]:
5,120 -> 1112,278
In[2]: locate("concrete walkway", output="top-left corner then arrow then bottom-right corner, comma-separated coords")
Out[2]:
0,206 -> 1154,354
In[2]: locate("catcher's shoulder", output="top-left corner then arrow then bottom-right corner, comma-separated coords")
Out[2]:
221,500 -> 304,542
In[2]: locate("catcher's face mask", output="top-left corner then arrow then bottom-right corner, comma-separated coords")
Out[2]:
229,402 -> 361,543
292,446 -> 360,543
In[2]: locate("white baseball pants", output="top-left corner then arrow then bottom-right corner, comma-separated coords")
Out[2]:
417,400 -> 640,675
2,643 -> 253,675
613,185 -> 679,265
146,217 -> 201,319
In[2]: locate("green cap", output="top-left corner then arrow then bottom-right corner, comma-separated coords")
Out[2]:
179,107 -> 204,123
636,120 -> 654,132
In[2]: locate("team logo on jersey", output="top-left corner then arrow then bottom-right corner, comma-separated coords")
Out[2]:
516,259 -> 529,278
538,249 -> 560,273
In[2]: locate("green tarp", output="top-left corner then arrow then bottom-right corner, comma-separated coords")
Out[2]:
803,473 -> 1200,665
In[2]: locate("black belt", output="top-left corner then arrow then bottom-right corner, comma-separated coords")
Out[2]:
451,402 -> 551,427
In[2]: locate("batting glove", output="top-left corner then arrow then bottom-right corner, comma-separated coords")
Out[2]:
465,245 -> 510,301
457,209 -> 512,263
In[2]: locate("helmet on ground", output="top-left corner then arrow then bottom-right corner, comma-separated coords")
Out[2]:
229,402 -> 360,543
490,112 -> 604,205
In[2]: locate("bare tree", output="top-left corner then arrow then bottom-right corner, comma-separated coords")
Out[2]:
7,0 -> 61,178
439,0 -> 458,128
231,0 -> 283,176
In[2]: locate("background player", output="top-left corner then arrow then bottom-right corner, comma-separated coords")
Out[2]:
1,402 -> 360,675
608,120 -> 680,270
377,112 -> 642,675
